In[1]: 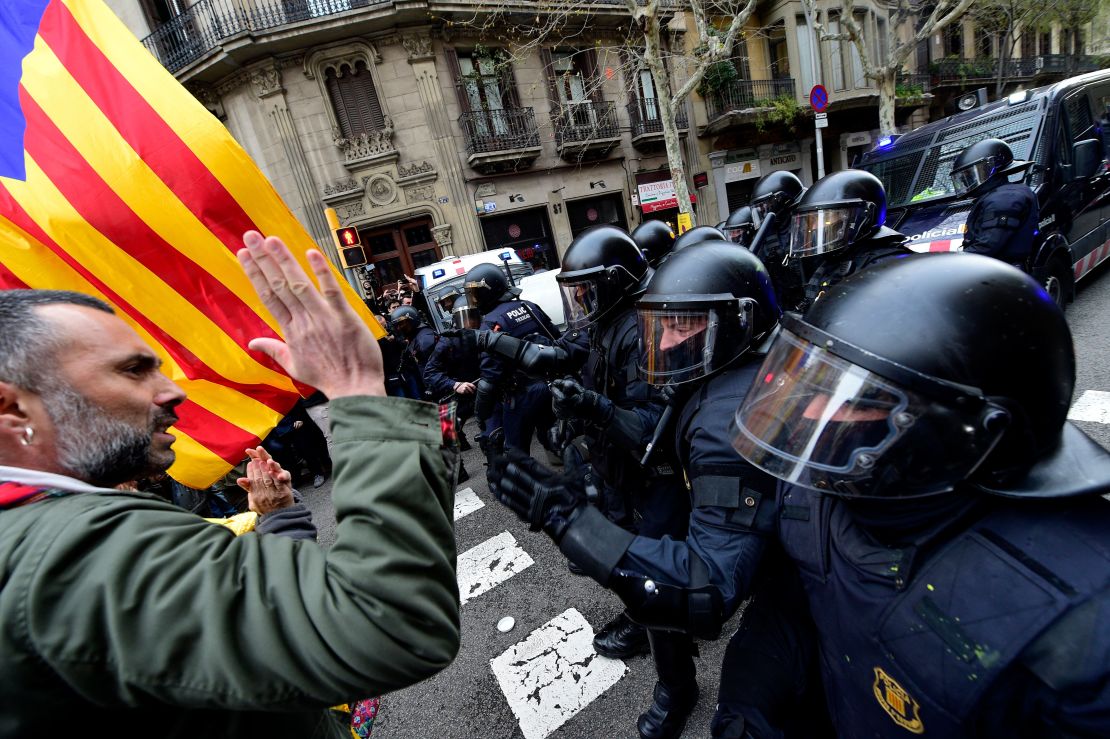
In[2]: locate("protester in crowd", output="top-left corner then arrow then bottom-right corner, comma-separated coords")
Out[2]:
0,231 -> 459,736
262,398 -> 333,489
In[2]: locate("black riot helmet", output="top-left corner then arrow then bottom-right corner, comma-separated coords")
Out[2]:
723,206 -> 757,245
951,138 -> 1030,198
463,262 -> 519,314
557,225 -> 648,329
637,240 -> 781,386
730,252 -> 1110,501
631,220 -> 676,267
389,305 -> 422,338
451,293 -> 481,330
750,171 -> 805,226
787,169 -> 887,260
672,225 -> 727,253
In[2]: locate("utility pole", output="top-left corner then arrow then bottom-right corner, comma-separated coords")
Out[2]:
803,2 -> 826,179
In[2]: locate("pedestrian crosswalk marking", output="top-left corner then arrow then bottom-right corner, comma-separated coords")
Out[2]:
457,531 -> 534,606
1069,390 -> 1110,425
490,607 -> 628,739
453,486 -> 484,521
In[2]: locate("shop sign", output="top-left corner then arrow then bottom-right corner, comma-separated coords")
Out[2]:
637,179 -> 678,213
724,159 -> 761,183
844,132 -> 872,147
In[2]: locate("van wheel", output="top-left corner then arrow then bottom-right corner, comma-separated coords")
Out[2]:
1042,257 -> 1070,309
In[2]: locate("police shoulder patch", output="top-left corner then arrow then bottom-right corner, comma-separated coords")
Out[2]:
872,666 -> 924,734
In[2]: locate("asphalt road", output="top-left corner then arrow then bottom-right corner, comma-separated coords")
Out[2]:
301,259 -> 1110,739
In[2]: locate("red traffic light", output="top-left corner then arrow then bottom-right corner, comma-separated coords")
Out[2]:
336,227 -> 360,246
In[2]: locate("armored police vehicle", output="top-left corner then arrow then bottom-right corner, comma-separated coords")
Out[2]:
857,69 -> 1110,306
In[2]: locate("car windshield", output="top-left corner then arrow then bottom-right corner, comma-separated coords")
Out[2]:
861,98 -> 1044,209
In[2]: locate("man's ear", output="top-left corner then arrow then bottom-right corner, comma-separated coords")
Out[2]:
0,381 -> 33,441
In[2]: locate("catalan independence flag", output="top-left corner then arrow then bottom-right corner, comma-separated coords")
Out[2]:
0,0 -> 383,488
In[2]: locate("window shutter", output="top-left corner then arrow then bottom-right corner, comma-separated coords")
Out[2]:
326,60 -> 386,138
540,48 -> 560,110
444,48 -> 470,112
585,48 -> 604,103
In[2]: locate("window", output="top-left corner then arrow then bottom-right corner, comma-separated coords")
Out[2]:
1039,31 -> 1052,56
548,49 -> 599,127
1020,30 -> 1036,59
458,52 -> 510,112
1094,88 -> 1110,154
768,23 -> 790,80
975,28 -> 993,58
359,217 -> 441,296
324,60 -> 386,139
944,23 -> 963,58
795,16 -> 815,93
828,16 -> 847,91
849,13 -> 867,87
732,35 -> 752,80
638,68 -> 660,121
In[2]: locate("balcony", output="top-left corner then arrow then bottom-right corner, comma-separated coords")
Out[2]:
552,101 -> 621,161
928,57 -> 1038,87
626,99 -> 688,153
1033,54 -> 1104,78
703,78 -> 796,135
459,108 -> 542,174
141,0 -> 387,74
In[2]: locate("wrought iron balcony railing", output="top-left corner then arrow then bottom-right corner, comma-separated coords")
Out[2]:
705,78 -> 796,122
552,101 -> 620,147
459,107 -> 541,155
626,99 -> 688,139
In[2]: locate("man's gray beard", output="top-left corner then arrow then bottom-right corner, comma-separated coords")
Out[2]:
39,383 -> 171,488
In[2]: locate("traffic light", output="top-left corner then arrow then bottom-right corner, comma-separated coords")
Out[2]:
334,227 -> 367,268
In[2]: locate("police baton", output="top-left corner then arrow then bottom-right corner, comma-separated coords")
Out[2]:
746,210 -> 777,260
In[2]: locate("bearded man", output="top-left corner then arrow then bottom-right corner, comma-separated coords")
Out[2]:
0,232 -> 460,738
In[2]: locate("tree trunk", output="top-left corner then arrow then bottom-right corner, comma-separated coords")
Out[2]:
642,9 -> 691,217
878,70 -> 897,136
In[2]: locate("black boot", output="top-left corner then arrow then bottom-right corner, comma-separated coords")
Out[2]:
593,611 -> 650,659
638,630 -> 698,739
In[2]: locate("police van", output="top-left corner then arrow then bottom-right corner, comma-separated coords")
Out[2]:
857,69 -> 1110,306
413,249 -> 565,332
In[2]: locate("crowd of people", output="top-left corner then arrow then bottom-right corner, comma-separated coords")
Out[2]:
0,139 -> 1107,738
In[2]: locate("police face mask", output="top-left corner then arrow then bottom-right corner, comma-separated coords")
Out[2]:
730,329 -> 1008,499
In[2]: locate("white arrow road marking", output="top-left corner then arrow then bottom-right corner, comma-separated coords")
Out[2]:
457,531 -> 533,606
1068,390 -> 1110,425
490,608 -> 628,739
453,486 -> 484,521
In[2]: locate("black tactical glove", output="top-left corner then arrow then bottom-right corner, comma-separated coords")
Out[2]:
440,328 -> 495,350
477,427 -> 505,466
488,448 -> 586,541
550,378 -> 613,424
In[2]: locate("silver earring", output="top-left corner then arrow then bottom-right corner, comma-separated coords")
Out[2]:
20,427 -> 34,446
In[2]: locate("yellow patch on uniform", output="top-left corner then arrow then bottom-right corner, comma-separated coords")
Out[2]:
872,666 -> 925,734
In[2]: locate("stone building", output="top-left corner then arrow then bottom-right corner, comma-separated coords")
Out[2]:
107,0 -> 941,294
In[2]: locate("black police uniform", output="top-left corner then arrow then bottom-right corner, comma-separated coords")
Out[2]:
962,182 -> 1039,268
424,330 -> 480,411
477,298 -> 561,451
407,324 -> 438,381
798,226 -> 910,311
729,254 -> 1110,737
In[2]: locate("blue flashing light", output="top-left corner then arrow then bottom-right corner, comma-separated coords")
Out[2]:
499,251 -> 512,261
432,268 -> 446,278
877,135 -> 895,148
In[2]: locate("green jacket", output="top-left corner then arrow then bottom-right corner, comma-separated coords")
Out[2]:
0,396 -> 459,738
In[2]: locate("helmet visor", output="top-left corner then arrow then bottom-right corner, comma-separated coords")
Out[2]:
637,301 -> 753,385
789,204 -> 870,258
452,303 -> 482,330
723,224 -> 754,244
559,278 -> 601,330
730,330 -> 1003,498
951,156 -> 1001,196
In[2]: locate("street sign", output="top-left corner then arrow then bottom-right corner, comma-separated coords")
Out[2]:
676,212 -> 693,234
815,112 -> 829,129
809,84 -> 829,113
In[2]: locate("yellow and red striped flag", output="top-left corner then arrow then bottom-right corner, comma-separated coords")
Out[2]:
0,0 -> 383,488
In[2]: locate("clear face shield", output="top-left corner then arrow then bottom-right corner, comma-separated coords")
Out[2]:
730,329 -> 1008,498
723,224 -> 755,244
558,276 -> 602,330
637,300 -> 754,385
463,281 -> 488,315
452,301 -> 482,330
788,202 -> 873,259
951,155 -> 1003,196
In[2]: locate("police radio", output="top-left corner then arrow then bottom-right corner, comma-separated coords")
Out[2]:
334,227 -> 367,268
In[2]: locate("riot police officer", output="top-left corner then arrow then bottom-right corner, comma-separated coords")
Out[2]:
464,262 -> 561,452
671,224 -> 726,253
787,169 -> 911,312
730,253 -> 1110,737
953,137 -> 1038,268
747,171 -> 806,306
389,305 -> 438,391
631,220 -> 677,268
488,242 -> 784,739
722,205 -> 756,246
424,294 -> 482,450
549,225 -> 691,661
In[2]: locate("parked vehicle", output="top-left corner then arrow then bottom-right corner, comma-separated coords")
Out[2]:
413,249 -> 565,331
857,70 -> 1110,306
